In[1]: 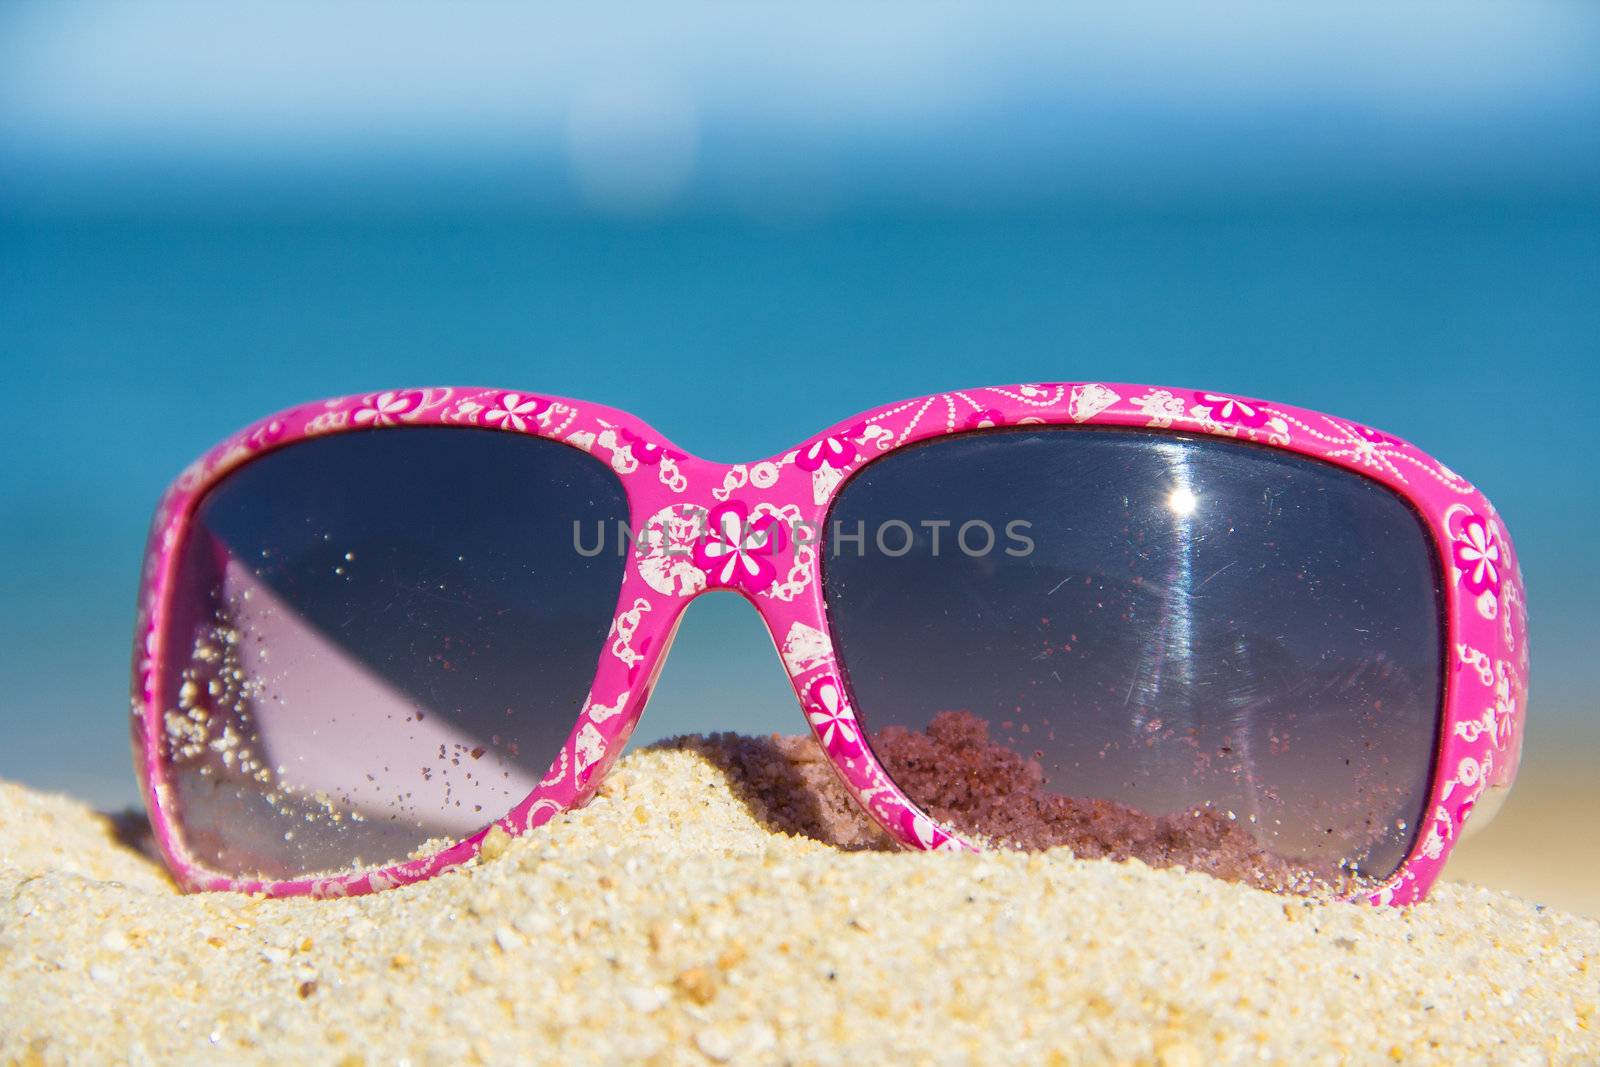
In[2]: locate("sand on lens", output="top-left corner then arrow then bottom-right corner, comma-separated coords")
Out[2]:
1,733 -> 1596,1066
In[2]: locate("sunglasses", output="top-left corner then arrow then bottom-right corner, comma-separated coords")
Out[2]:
130,383 -> 1527,904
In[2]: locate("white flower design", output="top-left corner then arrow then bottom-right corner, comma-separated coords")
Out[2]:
1453,517 -> 1501,596
485,393 -> 542,432
1195,391 -> 1269,428
352,390 -> 422,427
805,677 -> 860,753
693,501 -> 784,593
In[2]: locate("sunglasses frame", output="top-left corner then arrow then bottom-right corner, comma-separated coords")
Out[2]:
132,383 -> 1527,903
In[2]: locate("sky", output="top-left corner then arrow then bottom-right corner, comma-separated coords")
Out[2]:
4,3 -> 1600,215
1,2 -> 1597,808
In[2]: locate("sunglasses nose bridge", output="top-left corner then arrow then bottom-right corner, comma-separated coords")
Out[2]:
616,450 -> 826,631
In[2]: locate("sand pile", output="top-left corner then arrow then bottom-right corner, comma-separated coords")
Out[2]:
1,733 -> 1596,1065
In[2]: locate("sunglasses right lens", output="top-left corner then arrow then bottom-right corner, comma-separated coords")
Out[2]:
154,427 -> 630,883
823,428 -> 1444,892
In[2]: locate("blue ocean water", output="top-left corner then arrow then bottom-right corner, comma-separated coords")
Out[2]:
2,204 -> 1596,805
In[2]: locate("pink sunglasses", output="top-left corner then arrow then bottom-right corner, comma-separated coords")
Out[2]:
130,383 -> 1527,904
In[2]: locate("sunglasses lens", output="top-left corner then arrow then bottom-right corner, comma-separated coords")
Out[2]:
823,429 -> 1443,890
155,428 -> 629,881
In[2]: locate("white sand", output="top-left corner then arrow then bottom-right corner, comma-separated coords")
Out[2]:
1,734 -> 1596,1065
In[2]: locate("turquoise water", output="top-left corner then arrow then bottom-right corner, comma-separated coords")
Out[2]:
3,204 -> 1596,805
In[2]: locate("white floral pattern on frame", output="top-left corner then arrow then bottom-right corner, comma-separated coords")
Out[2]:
352,389 -> 424,427
484,392 -> 542,432
804,675 -> 861,756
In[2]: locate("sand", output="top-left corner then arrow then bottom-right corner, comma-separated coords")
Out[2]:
1,733 -> 1596,1066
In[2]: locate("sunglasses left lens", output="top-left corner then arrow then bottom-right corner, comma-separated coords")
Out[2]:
154,427 -> 630,882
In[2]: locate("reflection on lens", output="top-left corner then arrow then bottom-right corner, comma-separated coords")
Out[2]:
824,428 -> 1443,894
158,428 -> 629,881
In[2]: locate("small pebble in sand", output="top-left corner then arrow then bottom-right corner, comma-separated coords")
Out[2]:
693,1026 -> 736,1062
478,825 -> 511,862
673,966 -> 720,1005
